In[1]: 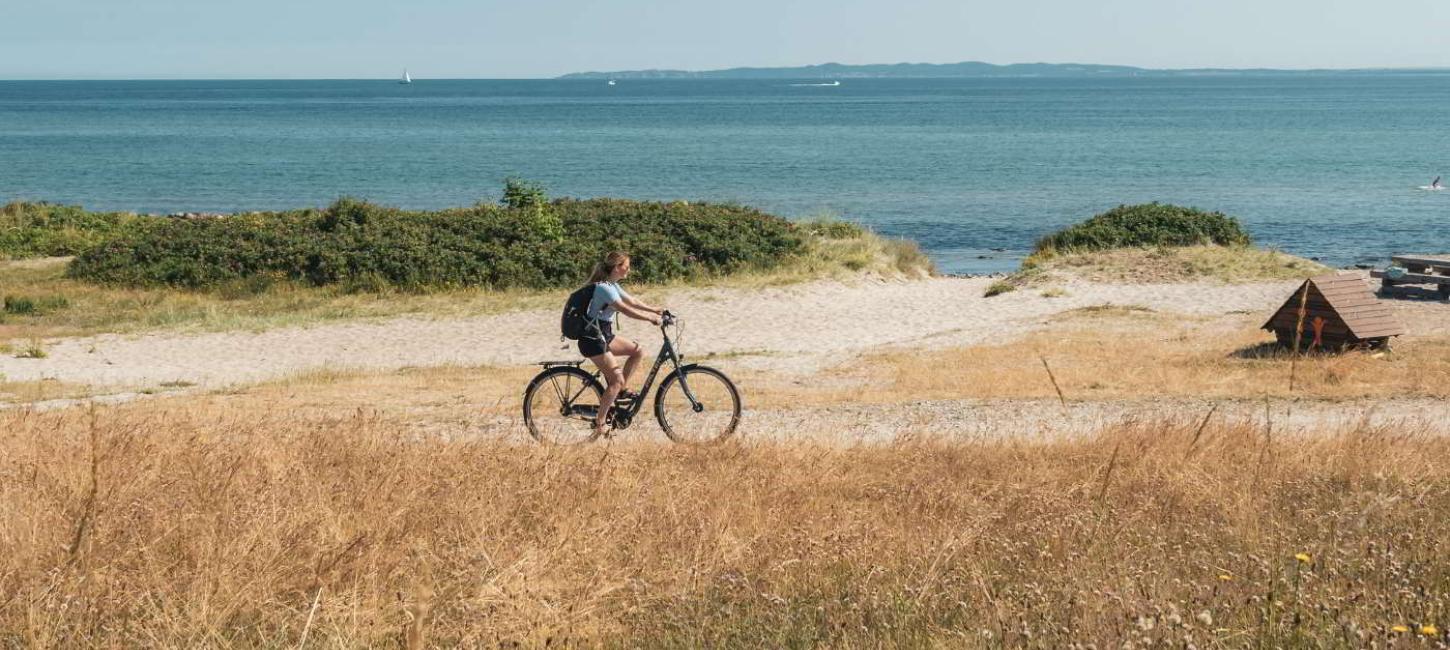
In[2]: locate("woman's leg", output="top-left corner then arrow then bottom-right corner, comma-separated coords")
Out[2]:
589,351 -> 624,432
609,336 -> 646,386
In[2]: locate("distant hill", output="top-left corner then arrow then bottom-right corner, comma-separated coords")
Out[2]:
558,61 -> 1449,80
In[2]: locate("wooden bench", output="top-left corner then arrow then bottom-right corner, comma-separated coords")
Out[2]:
1370,254 -> 1450,299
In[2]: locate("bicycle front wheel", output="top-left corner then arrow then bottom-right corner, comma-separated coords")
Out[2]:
523,366 -> 605,445
654,365 -> 741,444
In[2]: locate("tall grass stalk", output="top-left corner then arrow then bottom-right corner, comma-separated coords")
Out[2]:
1,405 -> 1445,647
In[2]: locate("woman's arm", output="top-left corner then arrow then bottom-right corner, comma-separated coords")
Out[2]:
622,294 -> 664,315
613,301 -> 661,325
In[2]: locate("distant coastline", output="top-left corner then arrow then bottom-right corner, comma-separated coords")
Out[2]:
558,60 -> 1450,80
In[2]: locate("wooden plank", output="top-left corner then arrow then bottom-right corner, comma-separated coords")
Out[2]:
1336,307 -> 1397,319
1321,293 -> 1382,303
1355,327 -> 1408,337
1347,323 -> 1407,336
1332,302 -> 1394,312
1373,271 -> 1450,286
1317,281 -> 1374,291
1345,316 -> 1405,329
1390,254 -> 1450,266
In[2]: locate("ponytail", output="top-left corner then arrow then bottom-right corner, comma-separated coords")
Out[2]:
587,251 -> 630,284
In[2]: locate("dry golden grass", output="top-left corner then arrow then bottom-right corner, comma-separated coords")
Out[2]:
1,401 -> 1447,648
751,310 -> 1450,409
0,377 -> 95,405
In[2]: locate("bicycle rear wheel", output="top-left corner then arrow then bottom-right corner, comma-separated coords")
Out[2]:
654,365 -> 741,444
523,366 -> 605,445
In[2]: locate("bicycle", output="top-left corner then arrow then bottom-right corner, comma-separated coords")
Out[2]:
522,311 -> 741,444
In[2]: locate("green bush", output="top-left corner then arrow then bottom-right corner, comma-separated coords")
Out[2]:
0,202 -> 147,259
67,196 -> 808,290
1035,203 -> 1252,253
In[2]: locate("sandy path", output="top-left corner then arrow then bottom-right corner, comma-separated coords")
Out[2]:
2,275 -> 1447,393
388,395 -> 1450,443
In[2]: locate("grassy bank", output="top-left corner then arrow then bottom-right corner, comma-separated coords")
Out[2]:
0,221 -> 928,340
2,403 -> 1445,647
984,245 -> 1329,297
986,204 -> 1326,296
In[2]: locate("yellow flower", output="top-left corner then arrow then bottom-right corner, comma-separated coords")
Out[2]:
1391,625 -> 1409,633
1217,574 -> 1233,581
1294,553 -> 1311,564
1422,625 -> 1439,636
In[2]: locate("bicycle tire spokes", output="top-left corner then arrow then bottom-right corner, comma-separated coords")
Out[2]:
523,367 -> 604,445
656,367 -> 740,444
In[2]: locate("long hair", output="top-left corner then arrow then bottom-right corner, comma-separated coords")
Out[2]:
587,251 -> 630,284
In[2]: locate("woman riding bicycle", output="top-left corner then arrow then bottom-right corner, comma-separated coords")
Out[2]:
579,251 -> 667,436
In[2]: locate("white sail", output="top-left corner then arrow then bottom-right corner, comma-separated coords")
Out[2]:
400,69 -> 412,84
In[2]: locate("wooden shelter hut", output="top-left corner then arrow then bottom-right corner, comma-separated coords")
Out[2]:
1262,272 -> 1405,350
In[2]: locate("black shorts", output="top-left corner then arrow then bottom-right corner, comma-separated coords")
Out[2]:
578,320 -> 615,358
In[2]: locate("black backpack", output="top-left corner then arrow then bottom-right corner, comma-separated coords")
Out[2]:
560,283 -> 598,340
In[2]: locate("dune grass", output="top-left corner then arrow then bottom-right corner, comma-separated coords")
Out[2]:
985,246 -> 1329,297
1,401 -> 1445,647
0,226 -> 930,341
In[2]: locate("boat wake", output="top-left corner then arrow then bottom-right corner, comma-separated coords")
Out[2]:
789,81 -> 841,87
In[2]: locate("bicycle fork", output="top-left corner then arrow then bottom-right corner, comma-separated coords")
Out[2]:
664,346 -> 706,413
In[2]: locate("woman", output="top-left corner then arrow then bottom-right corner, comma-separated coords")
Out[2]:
579,251 -> 667,435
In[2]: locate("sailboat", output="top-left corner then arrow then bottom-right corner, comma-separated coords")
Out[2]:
399,69 -> 412,85
607,79 -> 616,86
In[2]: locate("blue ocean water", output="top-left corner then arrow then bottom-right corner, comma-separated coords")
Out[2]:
3,77 -> 1449,274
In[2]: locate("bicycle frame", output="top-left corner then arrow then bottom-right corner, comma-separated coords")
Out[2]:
574,316 -> 704,423
606,319 -> 702,425
533,315 -> 704,431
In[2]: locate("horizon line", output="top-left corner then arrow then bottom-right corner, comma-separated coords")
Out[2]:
7,61 -> 1450,82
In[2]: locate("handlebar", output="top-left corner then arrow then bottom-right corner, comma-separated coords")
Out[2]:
660,310 -> 676,327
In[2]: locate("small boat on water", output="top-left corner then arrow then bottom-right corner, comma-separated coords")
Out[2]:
399,69 -> 412,85
607,79 -> 616,86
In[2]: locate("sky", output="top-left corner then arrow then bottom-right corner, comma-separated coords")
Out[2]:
3,0 -> 1449,79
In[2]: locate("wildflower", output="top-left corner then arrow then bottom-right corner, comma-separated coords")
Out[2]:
1422,625 -> 1439,636
1294,553 -> 1311,564
1391,625 -> 1409,633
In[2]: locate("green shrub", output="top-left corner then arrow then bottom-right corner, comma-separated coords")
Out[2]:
500,178 -> 549,210
1035,203 -> 1252,253
68,194 -> 808,291
0,201 -> 147,259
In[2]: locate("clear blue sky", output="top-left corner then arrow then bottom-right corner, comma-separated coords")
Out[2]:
4,0 -> 1449,79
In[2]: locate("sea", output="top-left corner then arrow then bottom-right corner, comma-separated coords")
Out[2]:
3,76 -> 1449,274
